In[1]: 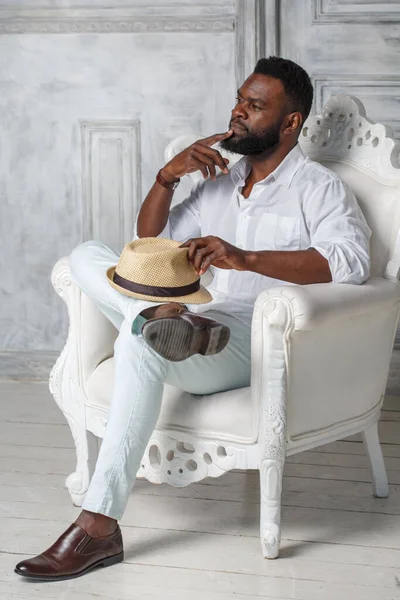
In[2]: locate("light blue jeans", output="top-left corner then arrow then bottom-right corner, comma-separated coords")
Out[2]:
69,241 -> 252,520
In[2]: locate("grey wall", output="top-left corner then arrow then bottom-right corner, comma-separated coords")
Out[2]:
3,0 -> 400,369
0,0 -> 252,355
278,0 -> 400,137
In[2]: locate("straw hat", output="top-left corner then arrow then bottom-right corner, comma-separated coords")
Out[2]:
106,237 -> 212,304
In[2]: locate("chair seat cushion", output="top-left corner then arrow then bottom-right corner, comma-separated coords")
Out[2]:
85,358 -> 256,444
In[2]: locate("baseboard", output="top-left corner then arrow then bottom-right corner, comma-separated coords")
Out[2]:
0,351 -> 58,381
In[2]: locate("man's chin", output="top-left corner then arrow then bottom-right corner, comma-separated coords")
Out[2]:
220,138 -> 246,155
221,136 -> 280,156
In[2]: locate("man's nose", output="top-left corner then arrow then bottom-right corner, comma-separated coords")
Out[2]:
231,102 -> 248,120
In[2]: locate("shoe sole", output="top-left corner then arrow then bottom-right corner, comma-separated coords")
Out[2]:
142,317 -> 230,362
14,551 -> 124,582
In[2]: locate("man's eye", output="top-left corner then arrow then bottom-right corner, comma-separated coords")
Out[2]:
252,105 -> 262,111
236,97 -> 244,103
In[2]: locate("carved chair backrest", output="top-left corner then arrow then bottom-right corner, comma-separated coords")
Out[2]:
165,95 -> 400,281
300,95 -> 400,281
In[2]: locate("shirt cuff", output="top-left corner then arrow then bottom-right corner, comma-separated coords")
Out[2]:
310,241 -> 351,283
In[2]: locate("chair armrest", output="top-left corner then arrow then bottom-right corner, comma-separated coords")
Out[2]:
253,276 -> 400,332
51,257 -> 118,387
251,276 -> 400,455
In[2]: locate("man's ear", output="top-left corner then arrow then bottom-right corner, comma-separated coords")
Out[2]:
283,112 -> 302,135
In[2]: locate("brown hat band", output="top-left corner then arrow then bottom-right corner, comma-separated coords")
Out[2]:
113,271 -> 200,298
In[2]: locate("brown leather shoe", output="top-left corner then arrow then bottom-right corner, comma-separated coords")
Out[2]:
142,311 -> 230,362
14,523 -> 123,581
140,302 -> 187,320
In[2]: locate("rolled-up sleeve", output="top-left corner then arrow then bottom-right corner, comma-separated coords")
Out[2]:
133,180 -> 204,242
304,177 -> 371,284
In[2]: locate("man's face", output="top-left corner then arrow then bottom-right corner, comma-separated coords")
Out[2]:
221,74 -> 288,156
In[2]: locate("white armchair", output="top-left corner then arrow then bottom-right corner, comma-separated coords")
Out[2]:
49,95 -> 400,559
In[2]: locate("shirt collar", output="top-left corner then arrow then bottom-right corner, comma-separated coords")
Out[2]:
230,143 -> 306,190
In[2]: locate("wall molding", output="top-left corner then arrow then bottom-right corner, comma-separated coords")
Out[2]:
264,0 -> 280,57
0,1 -> 268,92
235,0 -> 275,87
313,76 -> 400,136
81,120 -> 141,253
0,5 -> 234,34
313,0 -> 400,23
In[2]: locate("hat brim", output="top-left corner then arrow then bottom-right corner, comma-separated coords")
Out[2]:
106,266 -> 213,304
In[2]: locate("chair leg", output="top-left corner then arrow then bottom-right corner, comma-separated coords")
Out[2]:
259,457 -> 284,559
49,257 -> 102,507
362,422 -> 389,498
66,429 -> 99,507
49,330 -> 99,507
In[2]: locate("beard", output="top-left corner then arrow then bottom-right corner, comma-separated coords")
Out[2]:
220,118 -> 283,156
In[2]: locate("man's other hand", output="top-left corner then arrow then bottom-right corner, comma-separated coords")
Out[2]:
179,236 -> 249,275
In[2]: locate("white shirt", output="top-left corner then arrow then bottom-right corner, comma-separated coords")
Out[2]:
134,144 -> 371,329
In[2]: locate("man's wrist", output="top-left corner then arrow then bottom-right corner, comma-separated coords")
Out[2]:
159,166 -> 180,184
156,168 -> 180,191
243,250 -> 257,271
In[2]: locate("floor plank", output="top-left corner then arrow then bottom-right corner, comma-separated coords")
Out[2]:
2,381 -> 400,600
0,422 -> 73,448
2,498 -> 400,551
0,381 -> 65,424
2,474 -> 400,516
2,552 -> 400,600
314,440 -> 400,458
345,420 -> 400,445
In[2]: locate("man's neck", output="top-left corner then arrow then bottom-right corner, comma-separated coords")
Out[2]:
248,142 -> 297,184
240,142 -> 297,199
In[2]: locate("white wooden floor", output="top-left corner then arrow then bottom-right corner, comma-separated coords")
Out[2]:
1,381 -> 400,600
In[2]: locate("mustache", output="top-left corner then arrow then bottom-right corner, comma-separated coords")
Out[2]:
230,119 -> 248,131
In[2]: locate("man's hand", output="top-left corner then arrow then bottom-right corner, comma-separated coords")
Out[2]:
179,236 -> 249,275
161,131 -> 233,183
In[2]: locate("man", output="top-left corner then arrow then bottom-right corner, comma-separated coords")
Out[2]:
15,56 -> 371,581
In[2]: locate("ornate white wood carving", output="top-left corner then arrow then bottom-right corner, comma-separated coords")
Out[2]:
313,77 -> 400,137
0,6 -> 234,34
313,0 -> 400,23
255,296 -> 293,559
137,430 -> 256,486
81,121 -> 140,253
300,94 -> 400,183
49,258 -> 99,507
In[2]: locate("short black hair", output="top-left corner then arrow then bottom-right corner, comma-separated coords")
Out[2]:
254,56 -> 314,124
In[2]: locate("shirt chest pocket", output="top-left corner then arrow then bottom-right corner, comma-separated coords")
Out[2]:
254,213 -> 301,251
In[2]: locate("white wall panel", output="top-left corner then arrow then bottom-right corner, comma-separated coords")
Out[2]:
0,1 -> 238,352
82,120 -> 140,252
313,0 -> 400,22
